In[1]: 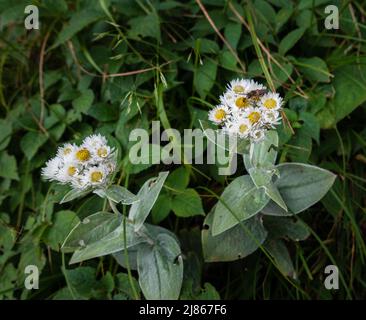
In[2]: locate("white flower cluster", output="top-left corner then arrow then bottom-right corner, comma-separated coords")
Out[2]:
208,78 -> 283,142
42,134 -> 116,190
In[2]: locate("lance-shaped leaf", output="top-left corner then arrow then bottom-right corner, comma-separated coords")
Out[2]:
271,163 -> 336,214
95,185 -> 139,205
264,238 -> 295,278
202,210 -> 267,262
137,233 -> 183,300
212,175 -> 269,236
129,171 -> 169,231
248,167 -> 287,211
60,188 -> 91,204
244,130 -> 278,170
62,212 -> 144,264
113,223 -> 179,271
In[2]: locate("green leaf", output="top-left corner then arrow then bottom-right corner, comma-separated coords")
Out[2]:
171,188 -> 204,218
279,27 -> 306,55
287,127 -> 312,162
53,9 -> 103,48
195,59 -> 217,99
72,89 -> 94,114
271,163 -> 336,214
296,57 -> 331,83
44,210 -> 80,251
0,119 -> 12,151
98,185 -> 139,205
62,212 -> 144,264
152,193 -> 172,224
244,130 -> 278,170
264,239 -> 295,277
129,171 -> 169,231
166,166 -> 189,190
248,169 -> 287,212
299,112 -> 320,144
20,132 -> 48,160
115,272 -> 140,299
202,210 -> 268,262
317,61 -> 366,128
0,152 -> 18,180
212,175 -> 269,236
137,233 -> 183,300
224,22 -> 241,49
263,216 -> 310,241
60,188 -> 91,204
129,13 -> 161,42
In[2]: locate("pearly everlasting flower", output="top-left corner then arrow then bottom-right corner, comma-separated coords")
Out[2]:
41,134 -> 117,191
244,107 -> 263,126
56,143 -> 77,162
209,105 -> 230,124
41,157 -> 62,181
208,78 -> 284,143
82,164 -> 109,187
56,161 -> 81,184
262,109 -> 281,128
259,92 -> 283,111
250,128 -> 266,142
232,118 -> 252,139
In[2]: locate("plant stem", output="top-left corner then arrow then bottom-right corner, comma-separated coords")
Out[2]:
108,198 -> 140,300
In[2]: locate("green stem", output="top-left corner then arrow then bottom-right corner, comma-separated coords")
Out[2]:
108,198 -> 140,300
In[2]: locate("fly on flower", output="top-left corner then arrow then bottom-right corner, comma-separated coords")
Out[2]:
41,134 -> 117,191
208,78 -> 284,143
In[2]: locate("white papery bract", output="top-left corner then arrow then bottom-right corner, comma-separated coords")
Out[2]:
41,134 -> 116,190
208,78 -> 284,143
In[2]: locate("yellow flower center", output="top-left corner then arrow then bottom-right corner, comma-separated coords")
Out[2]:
76,148 -> 90,162
248,111 -> 261,124
91,171 -> 103,183
63,148 -> 72,155
235,97 -> 250,109
239,124 -> 248,133
97,147 -> 108,158
214,109 -> 226,121
67,166 -> 77,176
233,85 -> 245,94
263,98 -> 277,109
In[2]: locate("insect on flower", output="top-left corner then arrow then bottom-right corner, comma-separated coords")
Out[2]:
209,78 -> 284,143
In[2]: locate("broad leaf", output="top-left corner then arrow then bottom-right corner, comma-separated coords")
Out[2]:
212,175 -> 269,236
129,171 -> 169,231
171,188 -> 204,218
274,163 -> 336,214
97,185 -> 139,205
62,212 -> 144,264
202,210 -> 268,262
137,233 -> 183,300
